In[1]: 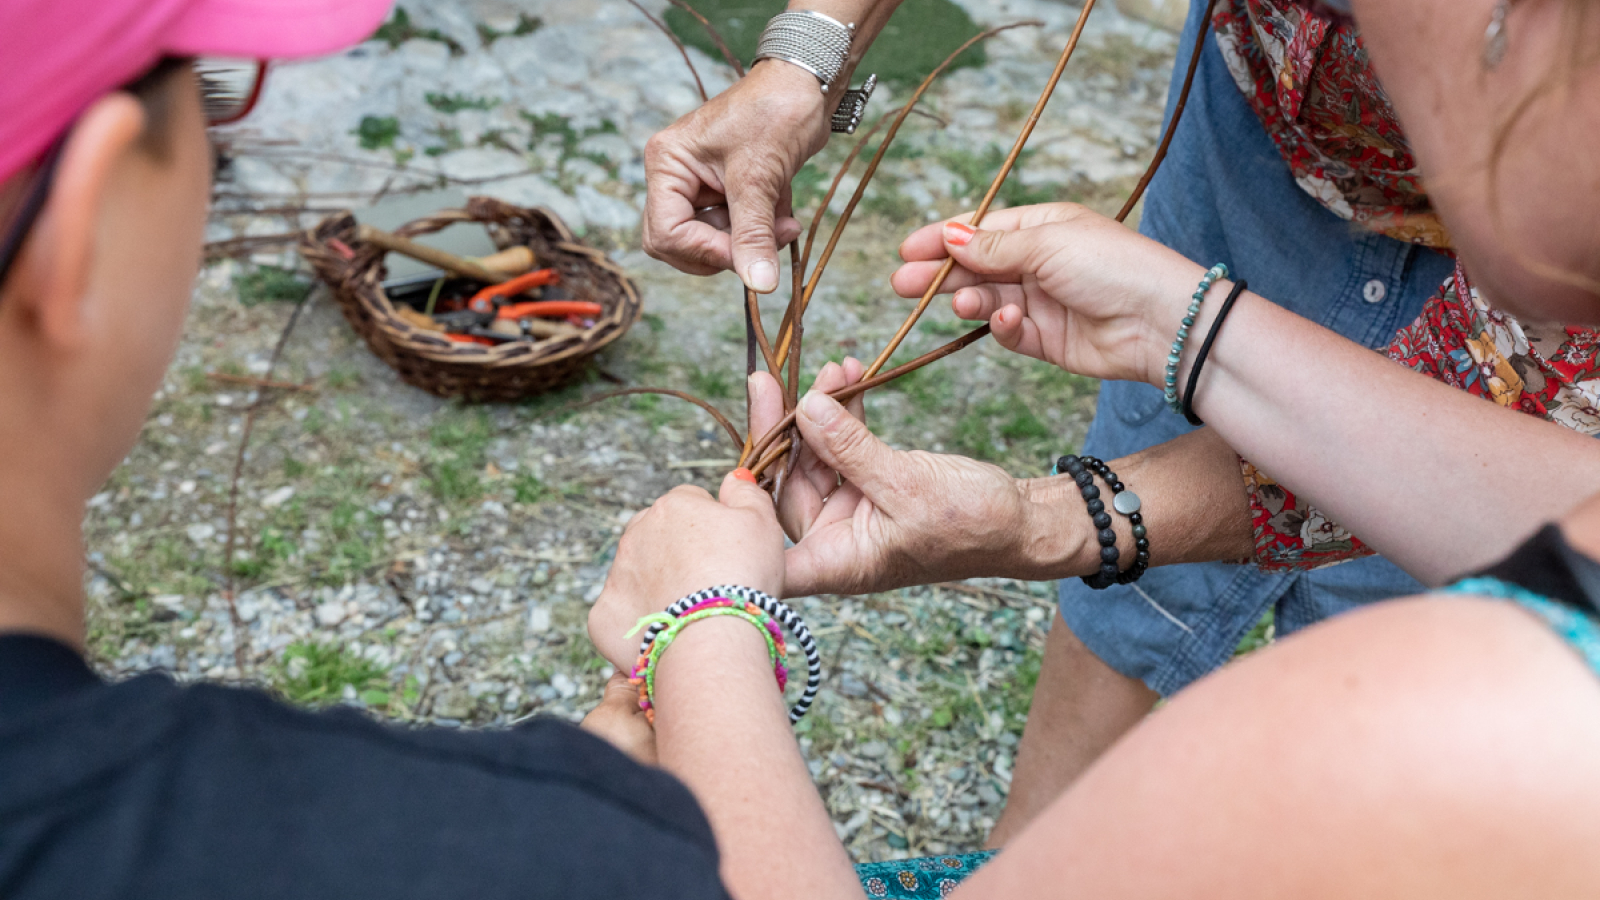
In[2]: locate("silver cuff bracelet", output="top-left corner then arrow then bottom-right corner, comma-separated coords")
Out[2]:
754,10 -> 878,133
754,10 -> 854,88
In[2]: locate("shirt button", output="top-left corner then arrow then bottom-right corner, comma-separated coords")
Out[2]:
1362,279 -> 1388,303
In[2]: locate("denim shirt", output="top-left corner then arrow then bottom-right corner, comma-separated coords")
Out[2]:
1056,0 -> 1456,696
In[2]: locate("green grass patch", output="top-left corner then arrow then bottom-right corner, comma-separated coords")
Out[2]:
664,0 -> 988,91
426,408 -> 493,504
477,13 -> 543,45
937,145 -> 1062,207
235,265 -> 310,306
952,394 -> 1055,463
510,472 -> 549,504
234,460 -> 387,588
425,92 -> 499,113
370,8 -> 464,54
687,365 -> 736,400
354,115 -> 401,150
275,641 -> 392,708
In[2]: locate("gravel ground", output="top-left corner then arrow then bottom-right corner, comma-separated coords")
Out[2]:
85,0 -> 1178,861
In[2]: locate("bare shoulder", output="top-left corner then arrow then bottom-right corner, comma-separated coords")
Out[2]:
965,597 -> 1600,900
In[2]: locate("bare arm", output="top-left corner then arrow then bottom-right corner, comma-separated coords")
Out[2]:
1186,290 -> 1600,583
892,203 -> 1600,587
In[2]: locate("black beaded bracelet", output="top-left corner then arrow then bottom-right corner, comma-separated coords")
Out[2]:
1181,278 -> 1248,427
1053,455 -> 1149,589
1081,457 -> 1149,586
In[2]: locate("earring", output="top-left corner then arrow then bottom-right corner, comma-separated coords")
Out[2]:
1483,0 -> 1510,70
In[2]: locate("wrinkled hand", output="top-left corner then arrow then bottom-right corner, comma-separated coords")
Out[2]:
890,203 -> 1214,387
587,472 -> 786,672
580,673 -> 658,766
643,62 -> 827,292
748,362 -> 1040,597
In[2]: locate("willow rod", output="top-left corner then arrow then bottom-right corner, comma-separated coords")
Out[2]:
576,387 -> 743,449
864,0 -> 1097,379
771,21 -> 1043,368
747,324 -> 992,473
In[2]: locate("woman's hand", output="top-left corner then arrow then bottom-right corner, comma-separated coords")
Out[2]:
643,62 -> 825,291
749,362 -> 1076,596
587,472 -> 786,672
890,203 -> 1215,387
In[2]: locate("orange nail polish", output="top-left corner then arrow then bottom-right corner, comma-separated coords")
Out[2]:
732,467 -> 757,483
944,222 -> 976,246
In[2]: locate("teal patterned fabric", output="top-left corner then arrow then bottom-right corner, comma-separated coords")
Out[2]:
854,851 -> 997,898
1441,576 -> 1600,676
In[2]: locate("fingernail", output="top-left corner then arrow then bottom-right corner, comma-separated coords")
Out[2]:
747,259 -> 778,293
732,467 -> 757,484
800,390 -> 839,426
747,373 -> 763,399
944,222 -> 976,246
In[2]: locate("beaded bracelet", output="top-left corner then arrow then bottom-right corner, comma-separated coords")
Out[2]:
639,585 -> 823,723
1053,455 -> 1148,589
1164,264 -> 1229,414
629,600 -> 785,724
1079,456 -> 1149,585
1180,278 -> 1248,427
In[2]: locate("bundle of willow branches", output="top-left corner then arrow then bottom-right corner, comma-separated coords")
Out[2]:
609,0 -> 1216,496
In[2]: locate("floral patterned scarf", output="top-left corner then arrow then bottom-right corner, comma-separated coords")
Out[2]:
1213,0 -> 1452,248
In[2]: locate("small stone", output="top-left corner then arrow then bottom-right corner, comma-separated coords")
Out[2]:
186,523 -> 216,544
838,672 -> 869,698
551,672 -> 579,699
527,605 -> 552,633
314,602 -> 347,628
261,486 -> 295,509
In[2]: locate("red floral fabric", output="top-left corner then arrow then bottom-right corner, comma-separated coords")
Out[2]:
1213,0 -> 1450,248
1244,266 -> 1600,570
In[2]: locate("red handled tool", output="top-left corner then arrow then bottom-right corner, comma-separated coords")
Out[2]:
466,268 -> 561,313
494,300 -> 603,320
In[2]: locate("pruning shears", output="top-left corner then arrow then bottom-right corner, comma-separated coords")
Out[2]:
466,268 -> 562,313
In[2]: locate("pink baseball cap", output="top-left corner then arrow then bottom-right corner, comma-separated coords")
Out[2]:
0,0 -> 396,183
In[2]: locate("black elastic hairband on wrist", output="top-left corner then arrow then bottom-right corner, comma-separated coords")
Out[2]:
1181,278 -> 1248,427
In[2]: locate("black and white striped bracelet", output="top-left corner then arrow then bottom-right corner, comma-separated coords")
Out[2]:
640,585 -> 822,723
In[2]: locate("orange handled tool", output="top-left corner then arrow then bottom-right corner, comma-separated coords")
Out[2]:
495,300 -> 604,320
466,268 -> 561,313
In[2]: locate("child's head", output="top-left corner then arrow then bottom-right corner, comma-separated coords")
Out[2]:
0,0 -> 390,501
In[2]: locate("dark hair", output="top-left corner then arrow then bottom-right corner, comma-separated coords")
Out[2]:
0,57 -> 193,289
124,56 -> 193,158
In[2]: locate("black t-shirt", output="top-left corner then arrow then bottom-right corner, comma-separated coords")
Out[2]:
0,634 -> 732,900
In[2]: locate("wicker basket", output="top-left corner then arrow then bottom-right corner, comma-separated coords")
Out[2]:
300,196 -> 640,402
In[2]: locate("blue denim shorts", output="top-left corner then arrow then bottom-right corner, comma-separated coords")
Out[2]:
1056,0 -> 1457,697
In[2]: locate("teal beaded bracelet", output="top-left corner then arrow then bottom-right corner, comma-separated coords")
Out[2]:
1163,263 -> 1229,414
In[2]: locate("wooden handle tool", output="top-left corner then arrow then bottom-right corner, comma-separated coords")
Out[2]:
356,224 -> 506,283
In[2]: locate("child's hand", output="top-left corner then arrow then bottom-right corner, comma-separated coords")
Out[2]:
580,673 -> 658,765
587,473 -> 785,673
891,203 -> 1217,388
